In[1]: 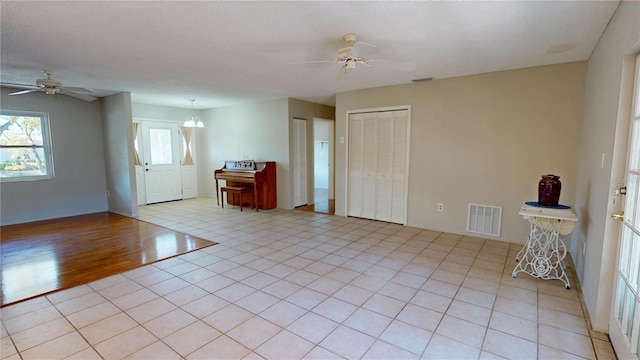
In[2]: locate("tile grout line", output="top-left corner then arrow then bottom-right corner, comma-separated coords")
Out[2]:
1,199 -> 613,359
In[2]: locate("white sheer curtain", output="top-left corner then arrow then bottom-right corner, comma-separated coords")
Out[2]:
132,123 -> 142,166
181,126 -> 194,165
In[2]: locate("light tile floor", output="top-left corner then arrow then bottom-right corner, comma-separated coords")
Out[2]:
1,198 -> 617,359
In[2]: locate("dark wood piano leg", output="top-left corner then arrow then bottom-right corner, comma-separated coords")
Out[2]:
253,183 -> 258,212
215,180 -> 220,206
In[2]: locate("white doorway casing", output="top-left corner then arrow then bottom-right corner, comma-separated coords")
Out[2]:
314,118 -> 334,207
609,53 -> 640,360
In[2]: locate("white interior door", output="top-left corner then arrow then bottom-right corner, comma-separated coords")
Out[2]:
390,110 -> 409,224
141,122 -> 182,204
293,118 -> 307,207
347,109 -> 409,224
375,112 -> 392,221
610,54 -> 640,359
348,113 -> 365,217
361,113 -> 378,220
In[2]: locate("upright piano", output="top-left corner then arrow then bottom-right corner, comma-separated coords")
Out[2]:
214,160 -> 277,209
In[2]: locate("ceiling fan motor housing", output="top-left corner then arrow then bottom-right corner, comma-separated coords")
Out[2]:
343,33 -> 358,45
337,47 -> 352,60
36,78 -> 62,89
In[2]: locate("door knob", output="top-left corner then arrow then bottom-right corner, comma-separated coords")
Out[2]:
611,211 -> 624,221
145,168 -> 150,172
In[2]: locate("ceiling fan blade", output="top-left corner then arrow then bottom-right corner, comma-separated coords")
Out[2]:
60,89 -> 96,101
62,86 -> 92,93
8,89 -> 40,96
1,82 -> 38,89
351,41 -> 376,57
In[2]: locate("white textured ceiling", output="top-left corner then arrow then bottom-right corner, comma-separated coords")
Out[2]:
0,1 -> 620,109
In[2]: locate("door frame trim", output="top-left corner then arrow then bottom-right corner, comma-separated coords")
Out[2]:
607,52 -> 640,358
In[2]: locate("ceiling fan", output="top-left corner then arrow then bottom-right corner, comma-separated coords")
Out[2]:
4,70 -> 97,101
292,33 -> 415,72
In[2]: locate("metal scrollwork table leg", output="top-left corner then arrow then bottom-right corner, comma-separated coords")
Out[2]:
512,216 -> 571,289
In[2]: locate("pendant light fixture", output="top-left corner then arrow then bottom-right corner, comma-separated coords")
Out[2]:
184,99 -> 204,128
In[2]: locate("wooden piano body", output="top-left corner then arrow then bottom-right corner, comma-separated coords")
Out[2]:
214,160 -> 277,209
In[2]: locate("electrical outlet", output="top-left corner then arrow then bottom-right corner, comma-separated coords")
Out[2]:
437,203 -> 444,212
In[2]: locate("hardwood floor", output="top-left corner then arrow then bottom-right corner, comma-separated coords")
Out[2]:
295,199 -> 335,214
295,188 -> 335,214
0,212 -> 215,307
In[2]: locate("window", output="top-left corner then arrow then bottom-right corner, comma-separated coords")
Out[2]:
0,110 -> 54,181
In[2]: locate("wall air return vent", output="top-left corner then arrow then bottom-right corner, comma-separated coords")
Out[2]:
467,204 -> 502,237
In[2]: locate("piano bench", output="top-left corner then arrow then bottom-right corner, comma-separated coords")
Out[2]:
220,186 -> 255,212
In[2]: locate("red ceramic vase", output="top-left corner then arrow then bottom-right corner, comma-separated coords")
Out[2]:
538,174 -> 561,206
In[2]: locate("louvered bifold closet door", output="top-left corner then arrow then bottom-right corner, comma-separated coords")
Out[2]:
348,109 -> 409,224
361,113 -> 378,219
375,112 -> 393,222
348,114 -> 365,217
390,110 -> 408,223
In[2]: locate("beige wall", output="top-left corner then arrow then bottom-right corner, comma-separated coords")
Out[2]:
201,99 -> 290,207
574,1 -> 640,332
336,62 -> 587,244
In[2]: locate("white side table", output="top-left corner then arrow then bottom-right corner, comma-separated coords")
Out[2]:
512,203 -> 578,289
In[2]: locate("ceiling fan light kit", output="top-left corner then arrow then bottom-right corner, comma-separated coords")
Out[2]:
36,71 -> 62,88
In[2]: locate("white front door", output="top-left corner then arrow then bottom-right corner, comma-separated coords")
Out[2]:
610,54 -> 640,359
141,122 -> 182,204
293,118 -> 308,207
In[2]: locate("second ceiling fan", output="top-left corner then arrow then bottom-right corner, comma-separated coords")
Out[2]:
293,33 -> 415,73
